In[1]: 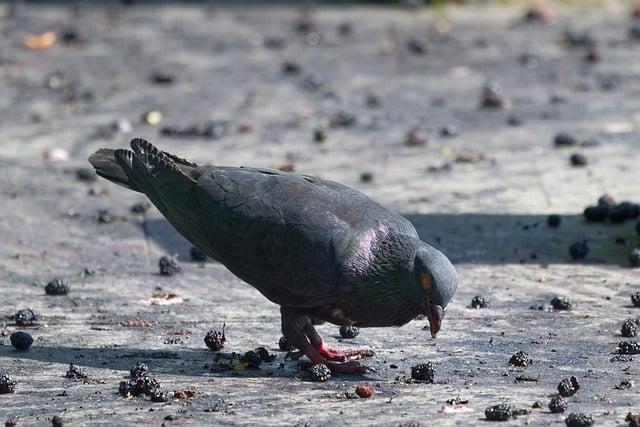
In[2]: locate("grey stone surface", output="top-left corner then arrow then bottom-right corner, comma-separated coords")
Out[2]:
1,2 -> 640,425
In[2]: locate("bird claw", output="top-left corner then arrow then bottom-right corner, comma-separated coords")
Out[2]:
317,345 -> 375,362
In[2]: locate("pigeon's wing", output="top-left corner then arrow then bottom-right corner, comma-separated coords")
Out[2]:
194,167 -> 416,307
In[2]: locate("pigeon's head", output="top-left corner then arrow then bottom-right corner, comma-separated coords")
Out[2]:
414,243 -> 458,338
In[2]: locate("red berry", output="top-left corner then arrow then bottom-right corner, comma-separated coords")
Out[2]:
355,385 -> 374,398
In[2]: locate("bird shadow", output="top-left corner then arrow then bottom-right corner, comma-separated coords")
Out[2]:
0,344 -> 377,381
143,214 -> 637,266
0,344 -> 303,379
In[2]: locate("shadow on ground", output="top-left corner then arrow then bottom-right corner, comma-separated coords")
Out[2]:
143,214 -> 636,266
0,344 -> 306,379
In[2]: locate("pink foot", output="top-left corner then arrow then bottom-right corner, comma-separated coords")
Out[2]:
317,343 -> 375,362
301,344 -> 374,375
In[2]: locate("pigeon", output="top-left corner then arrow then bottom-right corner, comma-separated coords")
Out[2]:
89,139 -> 458,374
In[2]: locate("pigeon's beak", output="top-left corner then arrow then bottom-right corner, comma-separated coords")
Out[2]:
427,304 -> 445,338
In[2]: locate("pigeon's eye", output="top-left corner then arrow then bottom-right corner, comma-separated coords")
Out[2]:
420,273 -> 432,292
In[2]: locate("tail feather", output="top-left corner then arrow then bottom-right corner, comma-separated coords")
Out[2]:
88,148 -> 140,192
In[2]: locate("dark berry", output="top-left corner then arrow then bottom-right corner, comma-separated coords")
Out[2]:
51,416 -> 64,427
254,347 -> 276,362
406,38 -> 426,55
158,255 -> 181,276
150,72 -> 174,85
355,385 -> 374,398
65,364 -> 87,380
313,129 -> 327,143
5,417 -> 18,427
626,413 -> 640,427
278,336 -> 295,351
360,172 -> 373,183
45,277 -> 70,296
629,249 -> 640,267
97,209 -> 113,224
632,292 -> 640,307
549,396 -> 567,413
558,376 -> 580,397
411,363 -> 435,382
75,168 -> 96,182
189,246 -> 207,262
470,294 -> 489,309
569,242 -> 589,260
329,111 -> 357,128
617,341 -> 640,355
148,388 -> 169,402
339,325 -> 359,339
480,80 -> 505,109
623,320 -> 639,337
309,364 -> 331,382
281,61 -> 301,75
554,132 -> 577,147
547,214 -> 561,228
509,351 -> 531,367
485,404 -> 514,421
598,194 -> 617,208
440,124 -> 457,137
119,380 -> 136,397
565,413 -> 594,427
551,296 -> 573,310
10,331 -> 33,351
405,127 -> 427,147
240,351 -> 262,368
130,202 -> 150,214
637,222 -> 640,235
130,363 -> 149,380
0,374 -> 16,394
204,325 -> 226,351
14,309 -> 38,326
569,153 -> 587,167
135,376 -> 160,395
583,205 -> 608,222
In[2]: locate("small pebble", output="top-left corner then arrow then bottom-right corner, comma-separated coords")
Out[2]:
554,133 -> 577,147
569,242 -> 589,260
547,214 -> 561,228
570,153 -> 587,167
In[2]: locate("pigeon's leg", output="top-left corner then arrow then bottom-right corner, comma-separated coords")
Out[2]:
304,323 -> 375,361
281,307 -> 371,375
